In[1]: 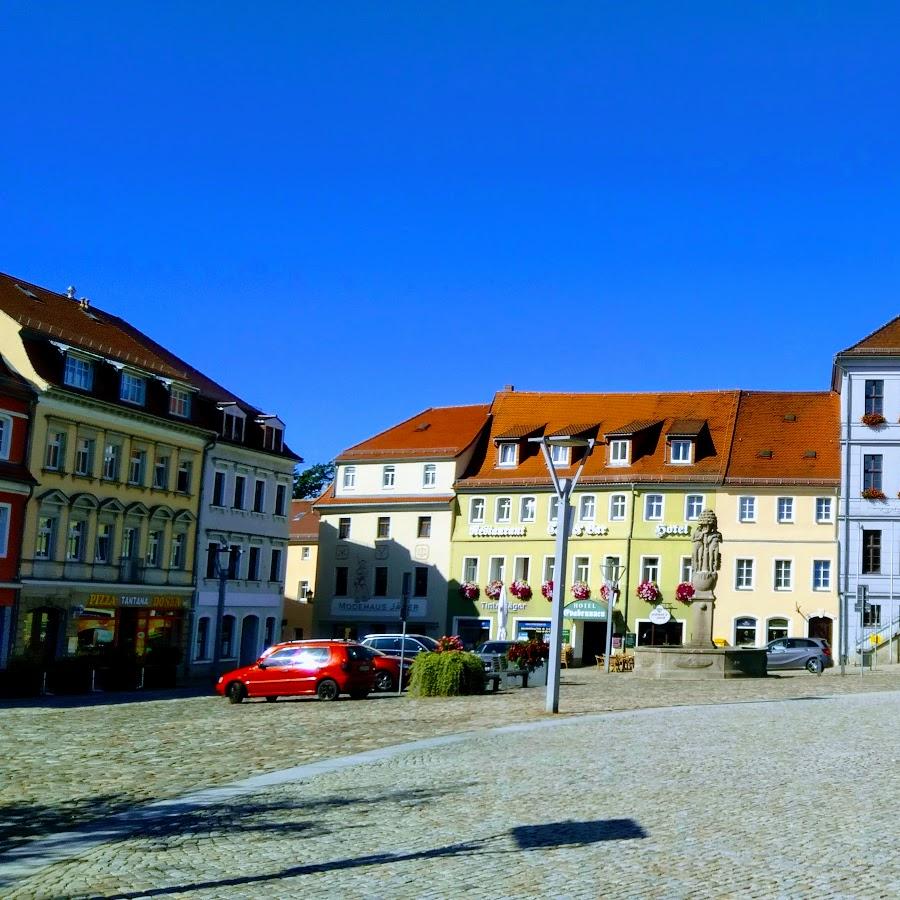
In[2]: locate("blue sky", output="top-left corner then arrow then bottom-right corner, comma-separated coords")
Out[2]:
2,2 -> 899,466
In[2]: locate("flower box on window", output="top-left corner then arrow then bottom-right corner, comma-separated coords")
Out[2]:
459,581 -> 480,601
510,579 -> 532,600
861,413 -> 887,427
485,580 -> 503,599
636,580 -> 661,602
861,487 -> 887,501
599,583 -> 620,602
674,582 -> 695,603
541,580 -> 554,600
570,581 -> 591,600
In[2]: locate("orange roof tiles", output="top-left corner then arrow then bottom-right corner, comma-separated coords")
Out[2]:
316,492 -> 455,508
289,500 -> 320,541
839,316 -> 900,354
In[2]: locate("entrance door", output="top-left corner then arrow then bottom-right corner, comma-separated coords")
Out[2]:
240,615 -> 260,666
637,620 -> 684,646
808,616 -> 833,644
580,621 -> 608,665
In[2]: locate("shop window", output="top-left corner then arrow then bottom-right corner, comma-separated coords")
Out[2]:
221,615 -> 236,658
767,618 -> 789,642
734,617 -> 757,647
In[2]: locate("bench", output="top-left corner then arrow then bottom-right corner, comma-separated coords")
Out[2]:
485,669 -> 530,692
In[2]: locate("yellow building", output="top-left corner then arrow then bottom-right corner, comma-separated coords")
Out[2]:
282,499 -> 318,639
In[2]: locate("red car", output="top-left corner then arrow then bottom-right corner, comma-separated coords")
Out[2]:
215,640 -> 375,703
359,646 -> 408,692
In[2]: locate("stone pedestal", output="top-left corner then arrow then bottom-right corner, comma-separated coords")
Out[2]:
633,646 -> 767,679
687,590 -> 716,648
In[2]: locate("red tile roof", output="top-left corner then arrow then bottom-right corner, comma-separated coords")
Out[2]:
315,489 -> 455,508
839,316 -> 900,354
289,500 -> 320,541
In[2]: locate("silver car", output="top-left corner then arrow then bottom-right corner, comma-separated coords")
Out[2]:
765,637 -> 834,673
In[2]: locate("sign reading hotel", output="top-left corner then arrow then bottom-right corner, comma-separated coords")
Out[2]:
655,524 -> 691,538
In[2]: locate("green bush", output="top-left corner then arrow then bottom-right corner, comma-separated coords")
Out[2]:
408,650 -> 487,697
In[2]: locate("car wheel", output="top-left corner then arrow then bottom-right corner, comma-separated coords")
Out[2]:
806,657 -> 823,674
349,689 -> 369,700
374,670 -> 393,692
227,682 -> 246,704
265,696 -> 278,703
316,679 -> 340,701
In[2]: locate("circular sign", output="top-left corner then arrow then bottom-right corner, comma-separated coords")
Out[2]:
648,605 -> 671,625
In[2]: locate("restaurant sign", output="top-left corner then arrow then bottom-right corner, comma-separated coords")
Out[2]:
563,599 -> 608,621
469,526 -> 527,538
88,593 -> 184,610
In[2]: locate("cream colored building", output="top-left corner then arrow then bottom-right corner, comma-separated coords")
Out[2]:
282,499 -> 318,640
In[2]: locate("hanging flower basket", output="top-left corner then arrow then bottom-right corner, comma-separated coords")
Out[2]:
485,580 -> 503,599
861,487 -> 887,501
636,580 -> 661,603
861,413 -> 887,427
458,581 -> 480,601
674,582 -> 695,604
541,580 -> 554,600
570,581 -> 591,600
434,635 -> 464,653
599,583 -> 619,602
510,579 -> 532,600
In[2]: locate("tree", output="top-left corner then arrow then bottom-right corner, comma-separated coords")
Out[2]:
293,462 -> 335,499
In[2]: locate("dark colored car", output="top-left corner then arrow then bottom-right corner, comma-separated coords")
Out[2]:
360,634 -> 438,661
765,637 -> 834,673
215,640 -> 375,703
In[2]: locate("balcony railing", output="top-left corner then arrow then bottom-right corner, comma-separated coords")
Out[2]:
19,558 -> 195,587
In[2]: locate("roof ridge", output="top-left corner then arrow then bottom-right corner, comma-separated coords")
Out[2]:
839,314 -> 900,354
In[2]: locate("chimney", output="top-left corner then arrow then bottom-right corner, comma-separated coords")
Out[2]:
503,384 -> 515,392
66,286 -> 76,300
80,297 -> 90,310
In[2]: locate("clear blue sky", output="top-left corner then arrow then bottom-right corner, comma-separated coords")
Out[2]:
2,3 -> 899,466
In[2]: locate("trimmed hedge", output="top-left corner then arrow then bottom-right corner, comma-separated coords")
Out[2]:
408,650 -> 487,697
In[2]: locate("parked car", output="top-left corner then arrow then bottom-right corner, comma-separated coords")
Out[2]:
357,646 -> 408,692
474,640 -> 516,670
215,640 -> 375,703
360,634 -> 438,662
765,637 -> 834,673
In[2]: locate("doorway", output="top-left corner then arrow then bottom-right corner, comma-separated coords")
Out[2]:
637,620 -> 684,646
240,615 -> 260,666
808,616 -> 833,644
580,621 -> 608,665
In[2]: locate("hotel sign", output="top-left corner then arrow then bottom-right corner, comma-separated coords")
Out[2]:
563,599 -> 608,621
655,524 -> 691,538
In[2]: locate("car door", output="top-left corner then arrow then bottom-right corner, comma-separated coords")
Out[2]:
287,646 -> 332,694
781,638 -> 807,669
244,647 -> 301,696
766,639 -> 789,670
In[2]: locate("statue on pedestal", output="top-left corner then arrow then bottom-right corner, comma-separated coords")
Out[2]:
688,509 -> 722,647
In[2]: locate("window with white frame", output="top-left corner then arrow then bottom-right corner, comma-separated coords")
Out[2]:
520,496 -> 536,522
488,557 -> 505,582
685,494 -> 703,521
0,415 -> 11,460
573,556 -> 590,583
154,456 -> 170,490
74,438 -> 94,476
670,439 -> 692,464
470,498 -> 485,523
45,431 -> 65,470
767,618 -> 789,642
221,408 -> 245,441
177,460 -> 192,494
299,580 -> 310,599
603,555 -> 621,582
301,546 -> 311,560
815,498 -> 833,524
146,530 -> 163,567
734,617 -> 757,647
342,466 -> 356,489
128,449 -> 146,485
170,532 -> 186,569
377,516 -> 391,539
681,556 -> 692,584
496,497 -> 512,523
338,517 -> 351,539
514,556 -> 530,581
169,386 -> 191,418
774,559 -> 793,590
0,504 -> 9,557
66,520 -> 86,561
735,559 -> 754,589
462,557 -> 479,583
121,526 -> 138,560
95,522 -> 112,563
498,443 -> 518,467
550,445 -> 570,466
738,496 -> 756,522
103,443 -> 120,481
548,496 -> 559,523
813,560 -> 831,591
609,439 -> 629,466
579,495 -> 596,521
609,494 -> 626,521
423,463 -> 437,488
644,494 -> 663,521
64,354 -> 93,390
543,557 -> 555,583
641,557 -> 660,583
382,465 -> 395,489
776,497 -> 794,523
120,372 -> 146,405
36,516 -> 55,559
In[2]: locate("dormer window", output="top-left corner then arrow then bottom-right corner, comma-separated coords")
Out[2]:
257,415 -> 285,452
169,385 -> 192,418
64,354 -> 94,391
120,372 -> 146,406
550,445 -> 570,467
609,440 -> 629,466
669,439 -> 692,464
498,443 -> 518,467
219,404 -> 246,441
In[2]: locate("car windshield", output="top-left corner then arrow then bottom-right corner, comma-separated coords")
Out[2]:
477,642 -> 510,653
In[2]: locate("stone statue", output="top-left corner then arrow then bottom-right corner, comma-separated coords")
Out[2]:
691,509 -> 722,584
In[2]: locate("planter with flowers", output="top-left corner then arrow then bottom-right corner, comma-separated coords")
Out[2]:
434,635 -> 465,653
861,413 -> 887,427
541,580 -> 554,600
570,581 -> 591,600
485,580 -> 503,600
599,583 -> 620,602
458,581 -> 480,601
510,580 -> 533,601
636,580 -> 661,603
674,582 -> 695,604
506,639 -> 550,673
861,487 -> 887,501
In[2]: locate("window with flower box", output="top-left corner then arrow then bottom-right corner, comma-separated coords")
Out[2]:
462,557 -> 479,582
865,380 -> 884,416
514,556 -> 530,581
863,455 -> 883,492
543,556 -> 555,583
681,556 -> 692,584
573,556 -> 590,583
603,555 -> 622,582
489,557 -> 505,582
641,556 -> 660,583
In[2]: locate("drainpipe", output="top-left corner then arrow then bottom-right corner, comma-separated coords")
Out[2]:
623,483 -> 637,636
841,370 -> 852,674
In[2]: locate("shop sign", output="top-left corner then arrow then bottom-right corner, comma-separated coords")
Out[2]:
563,599 -> 608,620
649,605 -> 671,625
655,524 -> 691,538
469,526 -> 527,538
548,524 -> 609,537
624,632 -> 637,648
330,598 -> 426,619
87,593 -> 184,610
561,628 -> 570,643
516,620 -> 551,638
481,601 -> 527,611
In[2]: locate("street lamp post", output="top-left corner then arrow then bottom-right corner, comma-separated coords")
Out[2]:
603,564 -> 627,674
530,434 -> 595,713
210,543 -> 233,681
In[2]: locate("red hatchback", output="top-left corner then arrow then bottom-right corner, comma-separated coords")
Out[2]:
215,640 -> 376,703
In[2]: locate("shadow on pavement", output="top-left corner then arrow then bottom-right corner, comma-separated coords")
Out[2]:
512,818 -> 647,849
0,686 -> 212,710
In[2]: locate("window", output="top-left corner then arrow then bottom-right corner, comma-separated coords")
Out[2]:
342,466 -> 356,489
274,484 -> 287,516
64,354 -> 93,390
66,521 -> 85,561
864,604 -> 881,628
177,461 -> 192,494
212,471 -> 226,506
774,559 -> 793,590
579,495 -> 596,521
170,533 -> 186,569
95,522 -> 112,563
862,530 -> 881,574
74,438 -> 94,476
146,530 -> 162,567
670,440 -> 692,464
603,555 -> 621,583
470,498 -> 485,523
374,567 -> 388,597
414,566 -> 428,597
128,449 -> 146,485
301,545 -> 311,560
153,456 -> 170,490
777,497 -> 794,523
520,496 -> 536,522
382,465 -> 395,489
222,409 -> 245,441
609,440 -> 629,465
0,415 -> 10,460
813,560 -> 831,591
767,618 -> 789,642
169,385 -> 192,418
299,580 -> 310,599
264,618 -> 276,648
228,545 -> 241,580
221,615 -> 236,658
489,557 -> 505,582
863,454 -> 883,492
644,494 -> 663,521
641,557 -> 660,583
206,542 -> 220,579
253,479 -> 266,513
45,431 -> 65,470
496,497 -> 511,523
262,424 -> 284,452
738,496 -> 756,522
609,494 -> 626,521
463,557 -> 479,582
685,495 -> 703,521
514,556 -> 530,581
377,516 -> 391,539
548,496 -> 559,524
573,556 -> 590,583
680,556 -> 692,584
417,516 -> 431,538
247,546 -> 261,580
195,617 -> 210,660
338,517 -> 351,539
498,443 -> 517,467
121,527 -> 138,560
543,557 -> 555,584
423,464 -> 437,488
36,516 -> 55,559
865,379 -> 884,415
734,617 -> 757,647
120,372 -> 146,405
550,445 -> 570,467
102,443 -> 120,481
735,559 -> 754,589
815,497 -> 834,523
233,475 -> 246,509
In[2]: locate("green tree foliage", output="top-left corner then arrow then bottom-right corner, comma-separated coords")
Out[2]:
408,651 -> 486,697
292,462 -> 335,499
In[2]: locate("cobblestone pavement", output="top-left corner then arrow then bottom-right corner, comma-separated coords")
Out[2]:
3,668 -> 900,898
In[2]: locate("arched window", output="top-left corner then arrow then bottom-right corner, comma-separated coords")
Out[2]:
766,617 -> 789,643
734,617 -> 758,647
